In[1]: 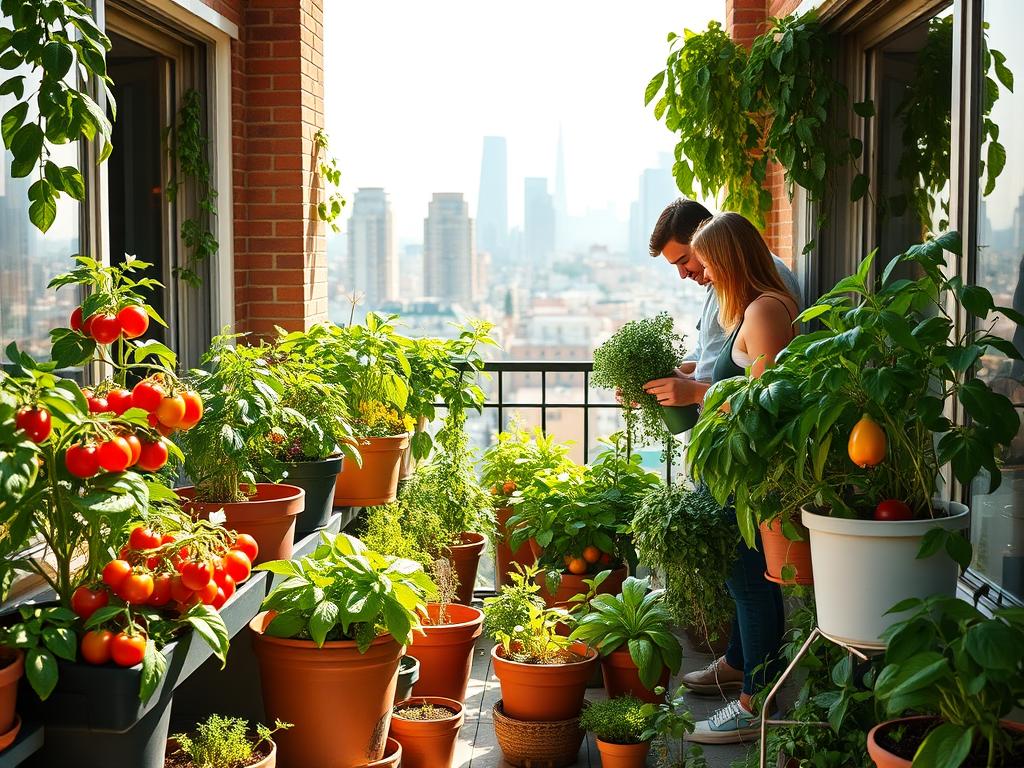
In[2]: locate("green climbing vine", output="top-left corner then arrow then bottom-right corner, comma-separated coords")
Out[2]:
0,0 -> 114,232
314,128 -> 345,232
646,12 -> 872,250
165,88 -> 218,287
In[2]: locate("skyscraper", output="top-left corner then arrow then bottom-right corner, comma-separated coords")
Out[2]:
346,188 -> 396,308
630,154 -> 677,258
423,193 -> 475,304
476,136 -> 508,261
524,178 -> 555,269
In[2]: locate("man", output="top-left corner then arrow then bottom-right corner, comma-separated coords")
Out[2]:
643,199 -> 801,745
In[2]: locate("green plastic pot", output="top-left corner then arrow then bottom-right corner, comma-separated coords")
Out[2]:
661,404 -> 699,435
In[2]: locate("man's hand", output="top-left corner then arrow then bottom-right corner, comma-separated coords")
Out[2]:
643,376 -> 709,406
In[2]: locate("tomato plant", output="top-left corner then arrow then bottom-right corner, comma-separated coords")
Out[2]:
14,406 -> 51,442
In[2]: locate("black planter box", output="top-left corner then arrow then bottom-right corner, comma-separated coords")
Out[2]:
286,457 -> 343,536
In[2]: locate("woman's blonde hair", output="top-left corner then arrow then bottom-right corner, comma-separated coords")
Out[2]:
691,212 -> 794,329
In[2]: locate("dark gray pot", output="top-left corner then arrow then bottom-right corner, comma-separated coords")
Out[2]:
394,655 -> 420,705
285,456 -> 343,535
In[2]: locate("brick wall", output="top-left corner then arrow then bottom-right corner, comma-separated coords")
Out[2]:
725,0 -> 802,268
200,0 -> 327,335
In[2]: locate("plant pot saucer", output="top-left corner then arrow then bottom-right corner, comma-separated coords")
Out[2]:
0,714 -> 21,752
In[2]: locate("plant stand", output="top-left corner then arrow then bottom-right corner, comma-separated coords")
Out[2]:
757,627 -> 875,768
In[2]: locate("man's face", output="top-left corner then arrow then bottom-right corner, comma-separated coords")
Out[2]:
661,239 -> 708,285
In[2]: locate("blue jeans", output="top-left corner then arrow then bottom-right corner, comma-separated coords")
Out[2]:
723,519 -> 785,696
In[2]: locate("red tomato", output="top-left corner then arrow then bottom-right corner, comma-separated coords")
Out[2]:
180,560 -> 213,591
82,313 -> 97,337
147,574 -> 173,606
119,572 -> 154,605
116,305 -> 149,339
131,380 -> 165,413
80,630 -> 113,665
129,526 -> 162,551
102,559 -> 132,589
65,443 -> 100,479
196,580 -> 219,605
232,534 -> 259,564
70,306 -> 83,332
210,587 -> 228,610
124,434 -> 142,466
178,391 -> 204,430
156,395 -> 186,428
70,585 -> 109,621
156,422 -> 175,438
110,632 -> 147,667
98,437 -> 132,473
223,550 -> 252,584
87,396 -> 109,414
15,407 -> 52,443
91,314 -> 121,345
219,573 -> 236,601
169,575 -> 194,605
106,389 -> 134,415
874,499 -> 914,521
136,439 -> 169,472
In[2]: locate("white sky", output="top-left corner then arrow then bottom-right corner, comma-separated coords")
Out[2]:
323,1 -> 723,243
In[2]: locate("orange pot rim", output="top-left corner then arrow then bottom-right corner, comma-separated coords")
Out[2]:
249,611 -> 406,653
491,641 -> 597,670
177,483 -> 305,513
867,716 -> 1024,768
417,603 -> 484,633
0,714 -> 21,753
391,695 -> 465,727
447,531 -> 486,553
0,650 -> 24,687
596,737 -> 651,752
362,737 -> 402,767
346,433 -> 412,450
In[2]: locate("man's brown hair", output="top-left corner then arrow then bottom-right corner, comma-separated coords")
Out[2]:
648,198 -> 714,257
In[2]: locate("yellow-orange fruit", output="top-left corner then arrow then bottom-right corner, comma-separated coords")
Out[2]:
848,414 -> 887,468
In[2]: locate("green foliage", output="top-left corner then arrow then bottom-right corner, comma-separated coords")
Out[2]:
336,313 -> 413,436
482,563 -> 545,642
579,696 -> 652,745
491,598 -> 575,664
0,0 -> 114,232
688,231 -> 1022,548
570,577 -> 682,690
480,419 -> 575,504
257,532 -> 436,651
631,483 -> 735,645
166,89 -> 218,287
639,687 -> 707,768
171,715 -> 292,768
314,129 -> 346,232
875,595 -> 1024,768
592,313 -> 686,446
0,605 -> 77,700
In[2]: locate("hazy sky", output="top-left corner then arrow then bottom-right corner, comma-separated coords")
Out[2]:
323,1 -> 722,243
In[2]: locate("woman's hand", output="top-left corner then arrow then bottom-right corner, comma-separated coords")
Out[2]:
643,376 -> 709,406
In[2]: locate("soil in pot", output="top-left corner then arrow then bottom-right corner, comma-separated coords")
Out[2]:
0,649 -> 23,738
164,738 -> 275,768
411,603 -> 483,701
178,484 -> 304,564
868,718 -> 1024,768
600,647 -> 669,704
334,434 -> 410,507
491,641 -> 598,722
496,506 -> 537,589
286,456 -> 343,535
596,738 -> 650,768
760,519 -> 813,585
535,565 -> 628,609
389,696 -> 464,768
445,533 -> 486,605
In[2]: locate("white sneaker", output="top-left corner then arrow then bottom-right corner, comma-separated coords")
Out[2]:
689,700 -> 765,745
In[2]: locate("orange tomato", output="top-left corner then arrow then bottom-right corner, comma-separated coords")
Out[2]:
502,481 -> 517,495
582,546 -> 601,564
567,558 -> 588,575
156,395 -> 186,428
848,413 -> 887,468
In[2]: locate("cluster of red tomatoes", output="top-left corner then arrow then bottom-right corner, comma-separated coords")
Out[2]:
70,304 -> 150,345
72,527 -> 259,667
125,377 -> 203,437
65,433 -> 170,478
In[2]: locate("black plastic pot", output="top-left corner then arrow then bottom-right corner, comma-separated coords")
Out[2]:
285,456 -> 343,535
661,403 -> 699,435
395,654 -> 420,704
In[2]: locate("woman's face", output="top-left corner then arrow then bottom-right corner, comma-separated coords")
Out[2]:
693,247 -> 718,284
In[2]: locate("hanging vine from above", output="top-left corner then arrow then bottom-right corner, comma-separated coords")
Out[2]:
646,12 -> 872,250
0,0 -> 115,232
314,128 -> 346,232
165,88 -> 218,287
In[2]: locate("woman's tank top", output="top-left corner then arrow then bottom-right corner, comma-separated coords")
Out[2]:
711,293 -> 796,383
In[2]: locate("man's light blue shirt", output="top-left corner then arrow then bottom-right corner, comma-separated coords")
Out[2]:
686,256 -> 802,382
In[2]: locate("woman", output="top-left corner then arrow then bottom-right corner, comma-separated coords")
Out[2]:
665,212 -> 798,745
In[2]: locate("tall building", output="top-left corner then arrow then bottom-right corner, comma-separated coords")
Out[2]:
423,193 -> 475,304
554,127 -> 568,251
346,188 -> 396,307
524,178 -> 555,269
476,136 -> 508,262
629,154 -> 677,258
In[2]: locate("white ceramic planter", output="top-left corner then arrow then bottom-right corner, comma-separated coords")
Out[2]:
801,500 -> 969,648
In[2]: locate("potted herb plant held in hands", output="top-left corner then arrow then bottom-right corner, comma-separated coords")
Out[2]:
579,696 -> 654,768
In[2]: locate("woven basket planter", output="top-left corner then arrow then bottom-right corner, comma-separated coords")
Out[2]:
492,700 -> 584,768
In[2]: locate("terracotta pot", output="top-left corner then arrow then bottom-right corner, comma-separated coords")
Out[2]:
410,603 -> 483,701
760,519 -> 813,585
166,737 -> 277,767
178,484 -> 304,565
600,647 -> 669,704
0,650 -> 23,738
359,737 -> 402,768
389,696 -> 464,768
445,532 -> 486,605
866,716 -> 1024,768
491,641 -> 598,722
334,434 -> 410,508
596,739 -> 651,768
496,506 -> 538,588
535,566 -> 628,608
250,612 -> 404,767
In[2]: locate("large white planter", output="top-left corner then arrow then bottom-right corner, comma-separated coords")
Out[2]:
802,500 -> 970,649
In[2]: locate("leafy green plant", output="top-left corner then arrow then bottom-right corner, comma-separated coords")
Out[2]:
313,129 -> 346,232
490,599 -> 575,665
256,532 -> 437,651
874,595 -> 1024,768
171,714 -> 292,768
0,605 -> 77,699
0,0 -> 114,232
482,563 -> 545,642
480,419 -> 574,504
592,314 -> 687,445
579,696 -> 652,745
632,483 -> 735,645
688,231 -> 1022,554
570,576 -> 682,690
165,88 -> 219,287
639,686 -> 707,768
